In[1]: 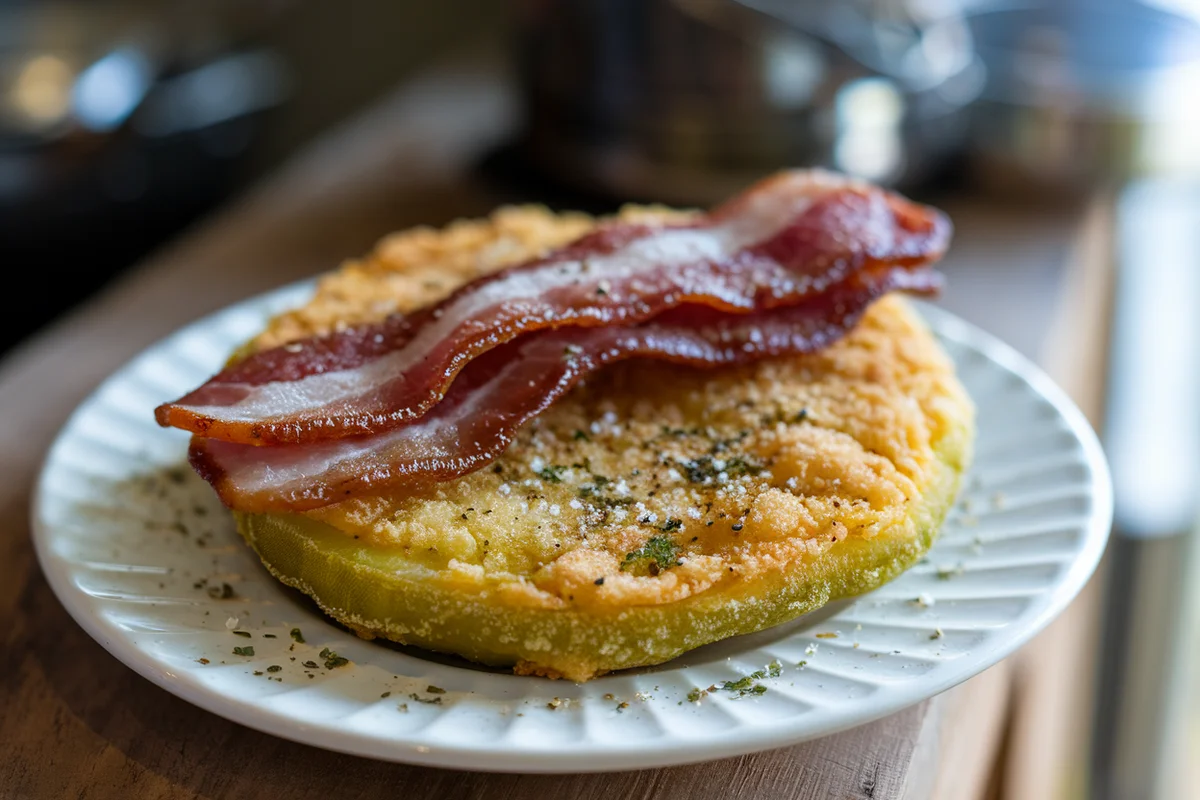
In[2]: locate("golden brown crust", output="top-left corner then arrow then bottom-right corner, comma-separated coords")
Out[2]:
239,206 -> 973,621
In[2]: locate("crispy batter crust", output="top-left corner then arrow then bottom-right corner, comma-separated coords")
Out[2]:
232,205 -> 974,680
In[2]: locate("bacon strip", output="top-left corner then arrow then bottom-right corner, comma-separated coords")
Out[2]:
157,171 -> 950,446
189,268 -> 938,512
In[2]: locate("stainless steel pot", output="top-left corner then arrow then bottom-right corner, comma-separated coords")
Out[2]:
964,0 -> 1200,197
515,0 -> 983,203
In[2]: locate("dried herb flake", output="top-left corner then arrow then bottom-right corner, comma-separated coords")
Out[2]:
408,692 -> 443,705
536,464 -> 568,483
620,535 -> 681,576
319,647 -> 350,669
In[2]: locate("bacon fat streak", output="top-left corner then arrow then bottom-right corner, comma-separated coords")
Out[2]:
156,171 -> 950,446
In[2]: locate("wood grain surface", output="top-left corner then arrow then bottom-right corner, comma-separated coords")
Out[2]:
1,56 -> 1104,799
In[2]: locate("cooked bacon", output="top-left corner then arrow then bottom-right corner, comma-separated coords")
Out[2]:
156,171 -> 950,446
189,267 -> 938,512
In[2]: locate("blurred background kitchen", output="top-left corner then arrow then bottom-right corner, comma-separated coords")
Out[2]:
3,0 -> 1199,796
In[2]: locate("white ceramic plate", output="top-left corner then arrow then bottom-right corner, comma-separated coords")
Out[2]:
32,285 -> 1111,773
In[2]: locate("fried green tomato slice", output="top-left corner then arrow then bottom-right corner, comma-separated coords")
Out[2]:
226,207 -> 974,682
